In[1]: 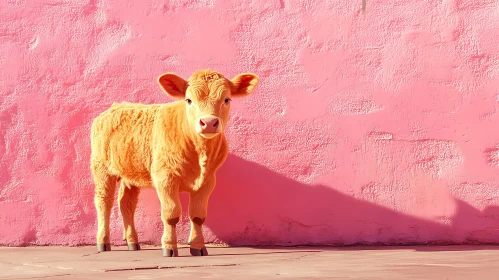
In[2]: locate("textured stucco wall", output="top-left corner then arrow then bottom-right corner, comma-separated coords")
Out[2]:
1,0 -> 499,246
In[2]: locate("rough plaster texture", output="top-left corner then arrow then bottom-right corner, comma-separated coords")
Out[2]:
1,0 -> 499,246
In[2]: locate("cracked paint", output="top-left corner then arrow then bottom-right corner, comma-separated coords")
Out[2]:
2,0 -> 499,247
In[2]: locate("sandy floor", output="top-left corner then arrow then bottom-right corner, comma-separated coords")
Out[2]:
1,245 -> 499,279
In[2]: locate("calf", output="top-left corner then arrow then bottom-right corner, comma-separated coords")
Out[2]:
90,69 -> 259,257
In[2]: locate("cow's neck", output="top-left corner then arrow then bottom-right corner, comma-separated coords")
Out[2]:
186,130 -> 224,191
191,133 -> 224,160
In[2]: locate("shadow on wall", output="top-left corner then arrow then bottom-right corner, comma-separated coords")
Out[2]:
205,154 -> 499,247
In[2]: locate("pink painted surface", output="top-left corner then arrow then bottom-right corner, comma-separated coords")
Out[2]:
1,0 -> 499,246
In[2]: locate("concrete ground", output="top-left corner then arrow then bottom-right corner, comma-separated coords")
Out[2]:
1,245 -> 499,279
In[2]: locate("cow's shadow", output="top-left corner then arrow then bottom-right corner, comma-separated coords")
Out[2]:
200,154 -> 499,251
132,154 -> 499,252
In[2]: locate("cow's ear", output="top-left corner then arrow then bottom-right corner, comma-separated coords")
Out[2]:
158,73 -> 188,99
230,73 -> 259,97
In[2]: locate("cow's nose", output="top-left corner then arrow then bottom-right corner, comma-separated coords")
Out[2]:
199,117 -> 219,132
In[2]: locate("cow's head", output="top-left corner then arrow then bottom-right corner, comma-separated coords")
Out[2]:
158,69 -> 259,139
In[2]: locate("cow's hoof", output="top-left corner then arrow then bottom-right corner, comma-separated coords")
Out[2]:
97,243 -> 111,252
190,247 -> 208,256
128,243 -> 140,251
162,248 -> 179,257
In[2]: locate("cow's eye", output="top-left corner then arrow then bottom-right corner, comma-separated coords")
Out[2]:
224,98 -> 231,103
186,98 -> 192,105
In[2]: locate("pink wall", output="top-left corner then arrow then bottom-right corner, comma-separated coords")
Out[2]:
1,0 -> 499,246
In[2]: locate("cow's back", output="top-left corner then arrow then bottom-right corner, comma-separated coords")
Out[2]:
90,102 -> 161,187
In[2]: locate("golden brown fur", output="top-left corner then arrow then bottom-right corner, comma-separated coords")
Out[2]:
90,69 -> 258,257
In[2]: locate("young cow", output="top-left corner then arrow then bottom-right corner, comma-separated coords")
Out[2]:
90,69 -> 259,257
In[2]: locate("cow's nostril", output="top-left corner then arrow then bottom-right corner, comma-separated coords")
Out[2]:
199,119 -> 206,128
199,117 -> 220,133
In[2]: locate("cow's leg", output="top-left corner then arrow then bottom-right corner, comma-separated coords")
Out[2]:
92,165 -> 117,252
155,177 -> 182,257
118,182 -> 141,251
188,176 -> 216,256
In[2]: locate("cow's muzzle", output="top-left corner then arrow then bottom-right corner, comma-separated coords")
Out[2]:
196,115 -> 222,138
